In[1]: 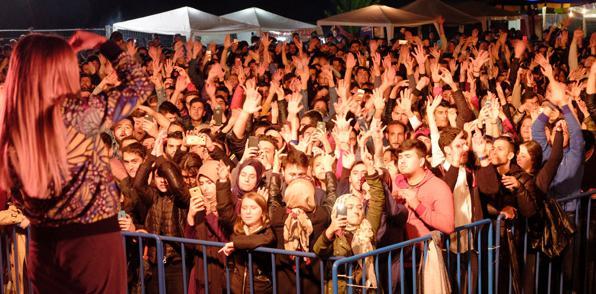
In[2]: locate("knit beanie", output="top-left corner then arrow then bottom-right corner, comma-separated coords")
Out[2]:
198,160 -> 219,183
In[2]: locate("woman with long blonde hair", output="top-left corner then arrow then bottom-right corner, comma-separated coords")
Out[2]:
0,31 -> 153,292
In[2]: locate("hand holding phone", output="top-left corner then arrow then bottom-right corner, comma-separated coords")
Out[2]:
213,106 -> 223,126
248,136 -> 259,149
186,135 -> 205,146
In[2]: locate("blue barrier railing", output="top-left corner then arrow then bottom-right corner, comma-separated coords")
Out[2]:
494,191 -> 594,294
122,233 -> 336,294
331,218 -> 495,294
445,218 -> 495,294
0,191 -> 593,294
121,231 -> 165,294
331,233 -> 434,294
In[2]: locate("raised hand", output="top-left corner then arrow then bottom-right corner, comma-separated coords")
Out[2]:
346,52 -> 357,69
241,79 -> 262,114
416,76 -> 430,90
548,80 -> 568,107
174,69 -> 191,92
431,62 -> 441,83
429,45 -> 441,60
126,40 -> 138,57
539,60 -> 554,80
471,128 -> 487,158
513,39 -> 526,59
287,93 -> 304,114
148,45 -> 162,62
68,31 -> 107,53
439,67 -> 456,89
223,34 -> 232,49
412,44 -> 428,66
397,88 -> 413,116
371,88 -> 385,113
187,191 -> 206,226
217,161 -> 230,182
335,78 -> 352,103
272,148 -> 285,173
471,50 -> 490,72
426,94 -> 443,117
381,65 -> 397,89
164,59 -> 174,78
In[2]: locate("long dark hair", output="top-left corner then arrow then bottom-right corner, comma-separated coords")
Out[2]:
521,140 -> 543,173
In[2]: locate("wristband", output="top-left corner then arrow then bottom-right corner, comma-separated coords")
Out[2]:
477,154 -> 488,161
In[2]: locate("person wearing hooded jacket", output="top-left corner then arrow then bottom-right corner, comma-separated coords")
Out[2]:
133,155 -> 190,294
185,160 -> 229,294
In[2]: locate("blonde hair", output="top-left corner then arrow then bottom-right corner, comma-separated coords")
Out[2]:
0,34 -> 80,197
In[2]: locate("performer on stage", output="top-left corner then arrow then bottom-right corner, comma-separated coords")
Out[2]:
0,31 -> 153,293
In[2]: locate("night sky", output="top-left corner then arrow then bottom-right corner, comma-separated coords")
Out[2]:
0,0 -> 364,30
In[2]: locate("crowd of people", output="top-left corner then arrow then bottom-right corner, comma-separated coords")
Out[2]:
0,14 -> 595,294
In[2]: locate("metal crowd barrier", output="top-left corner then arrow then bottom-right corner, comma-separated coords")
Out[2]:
0,191 -> 593,294
494,191 -> 594,294
0,225 -> 30,294
122,233 -> 336,294
331,218 -> 495,294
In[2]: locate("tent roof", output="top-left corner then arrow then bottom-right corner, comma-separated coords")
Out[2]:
317,4 -> 436,27
112,6 -> 256,36
220,7 -> 317,32
451,1 -> 521,19
400,0 -> 480,24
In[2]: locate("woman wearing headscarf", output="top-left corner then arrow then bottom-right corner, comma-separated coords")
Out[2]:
313,147 -> 385,293
268,152 -> 337,293
232,159 -> 265,200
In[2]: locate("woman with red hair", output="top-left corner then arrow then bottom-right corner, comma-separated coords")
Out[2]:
0,31 -> 153,292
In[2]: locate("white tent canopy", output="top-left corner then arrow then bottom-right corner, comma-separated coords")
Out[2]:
220,7 -> 317,32
112,6 -> 257,39
317,5 -> 436,39
400,0 -> 479,25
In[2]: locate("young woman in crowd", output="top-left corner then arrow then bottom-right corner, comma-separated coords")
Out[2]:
313,145 -> 385,292
215,162 -> 276,294
185,160 -> 229,294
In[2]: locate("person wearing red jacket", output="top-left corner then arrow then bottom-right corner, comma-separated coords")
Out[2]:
393,139 -> 455,239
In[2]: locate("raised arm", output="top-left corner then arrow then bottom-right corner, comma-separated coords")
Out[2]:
68,32 -> 154,133
535,128 -> 563,194
232,79 -> 261,140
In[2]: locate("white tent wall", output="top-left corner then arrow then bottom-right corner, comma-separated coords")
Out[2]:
317,5 -> 435,40
112,6 -> 258,43
220,7 -> 317,32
